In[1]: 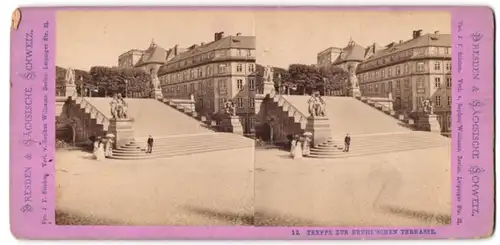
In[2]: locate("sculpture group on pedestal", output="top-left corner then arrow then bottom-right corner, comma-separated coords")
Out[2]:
110,93 -> 129,119
264,65 -> 274,83
421,98 -> 435,115
65,68 -> 75,85
307,91 -> 326,117
348,65 -> 359,88
223,100 -> 236,117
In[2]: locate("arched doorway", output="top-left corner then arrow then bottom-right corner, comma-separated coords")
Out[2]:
259,122 -> 273,142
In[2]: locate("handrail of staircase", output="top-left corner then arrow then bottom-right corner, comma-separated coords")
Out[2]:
267,88 -> 308,129
76,95 -> 111,128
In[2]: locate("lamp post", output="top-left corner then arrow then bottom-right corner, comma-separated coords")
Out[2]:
124,79 -> 129,98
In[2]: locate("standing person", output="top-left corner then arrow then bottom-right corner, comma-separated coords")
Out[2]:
344,133 -> 351,152
147,135 -> 154,154
290,135 -> 297,157
293,135 -> 303,160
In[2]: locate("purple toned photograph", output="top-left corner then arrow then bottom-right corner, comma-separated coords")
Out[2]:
9,6 -> 494,239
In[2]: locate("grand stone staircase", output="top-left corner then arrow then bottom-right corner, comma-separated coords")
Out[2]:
309,131 -> 450,159
265,95 -> 449,159
61,96 -> 253,159
109,133 -> 254,160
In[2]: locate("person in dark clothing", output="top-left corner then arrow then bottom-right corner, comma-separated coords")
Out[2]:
344,134 -> 351,152
146,135 -> 154,153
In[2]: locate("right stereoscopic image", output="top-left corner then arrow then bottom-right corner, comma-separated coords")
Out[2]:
252,10 -> 452,226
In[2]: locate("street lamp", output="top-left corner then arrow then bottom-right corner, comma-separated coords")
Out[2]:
124,79 -> 129,98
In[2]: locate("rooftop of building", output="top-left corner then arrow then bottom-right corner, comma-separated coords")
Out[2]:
332,39 -> 370,64
118,49 -> 144,58
165,33 -> 255,65
366,30 -> 451,60
134,40 -> 168,67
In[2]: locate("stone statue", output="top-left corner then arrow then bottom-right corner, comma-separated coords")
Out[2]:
150,66 -> 161,90
110,93 -> 129,119
388,92 -> 393,101
348,65 -> 359,88
65,68 -> 75,85
223,100 -> 236,117
421,98 -> 435,115
190,93 -> 195,102
307,91 -> 326,117
264,65 -> 274,83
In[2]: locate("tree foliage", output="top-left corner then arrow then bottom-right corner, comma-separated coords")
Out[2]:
89,66 -> 151,97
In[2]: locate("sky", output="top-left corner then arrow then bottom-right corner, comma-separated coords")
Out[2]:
56,9 -> 451,70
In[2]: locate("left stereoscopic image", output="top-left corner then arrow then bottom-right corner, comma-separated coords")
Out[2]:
54,10 -> 256,226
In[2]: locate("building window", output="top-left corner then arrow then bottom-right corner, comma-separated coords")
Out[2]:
207,66 -> 212,76
237,79 -> 243,90
375,71 -> 379,78
237,97 -> 244,108
218,79 -> 226,90
388,68 -> 392,77
388,81 -> 393,92
446,62 -> 451,71
417,77 -> 424,88
417,62 -> 425,72
237,49 -> 242,56
249,98 -> 255,108
404,79 -> 410,89
381,83 -> 386,93
434,62 -> 441,71
435,77 -> 441,88
404,64 -> 409,74
248,64 -> 255,72
249,78 -> 255,90
445,48 -> 450,55
381,69 -> 385,78
375,84 -> 379,92
198,68 -> 203,77
396,80 -> 401,89
218,64 -> 227,73
219,98 -> 227,109
435,96 -> 441,106
249,117 -> 256,131
396,66 -> 401,76
448,96 -> 451,106
247,50 -> 252,56
236,64 -> 243,72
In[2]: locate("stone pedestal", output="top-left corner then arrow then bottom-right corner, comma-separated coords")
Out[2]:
263,81 -> 274,95
65,84 -> 76,98
220,116 -> 244,135
305,116 -> 332,147
108,119 -> 135,149
151,88 -> 163,100
349,87 -> 361,98
417,114 -> 441,133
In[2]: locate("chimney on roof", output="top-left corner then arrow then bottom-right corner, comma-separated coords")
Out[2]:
201,42 -> 205,46
413,29 -> 423,39
236,32 -> 241,36
174,44 -> 179,55
214,31 -> 225,41
399,40 -> 403,44
434,30 -> 440,35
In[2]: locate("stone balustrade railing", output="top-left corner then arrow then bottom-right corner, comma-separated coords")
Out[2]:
267,89 -> 308,130
77,96 -> 111,130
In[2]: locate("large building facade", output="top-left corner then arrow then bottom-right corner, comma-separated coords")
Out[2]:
356,30 -> 452,132
118,49 -> 145,69
158,32 -> 257,133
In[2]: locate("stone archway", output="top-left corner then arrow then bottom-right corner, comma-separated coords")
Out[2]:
56,116 -> 84,146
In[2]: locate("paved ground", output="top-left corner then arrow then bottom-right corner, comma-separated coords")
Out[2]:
56,144 -> 451,227
55,147 -> 254,226
254,146 -> 452,226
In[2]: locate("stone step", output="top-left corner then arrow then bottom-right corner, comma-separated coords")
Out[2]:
114,141 -> 253,154
128,134 -> 247,145
310,140 -> 446,154
317,138 -> 449,149
109,144 -> 253,160
121,138 -> 251,149
308,143 -> 447,159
